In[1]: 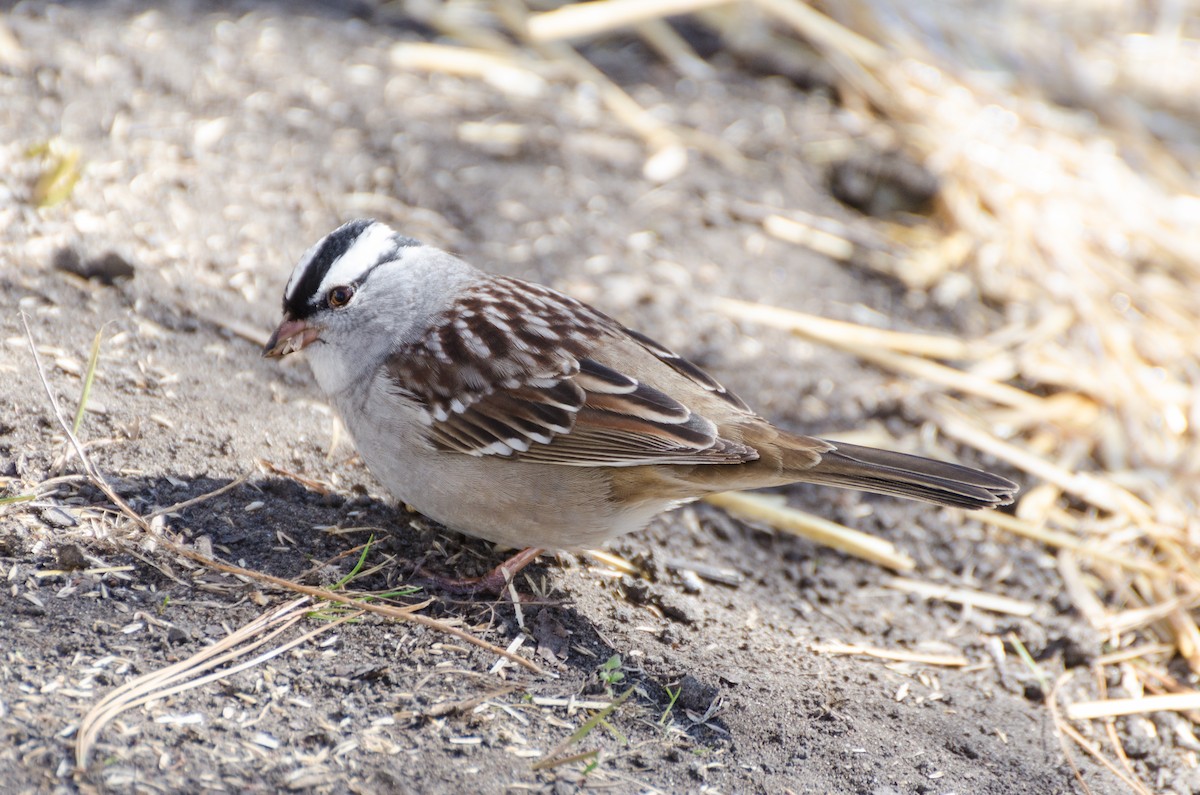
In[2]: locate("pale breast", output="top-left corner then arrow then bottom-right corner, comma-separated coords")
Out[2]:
336,372 -> 667,550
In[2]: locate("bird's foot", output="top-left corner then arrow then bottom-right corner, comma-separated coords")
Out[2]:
416,546 -> 544,597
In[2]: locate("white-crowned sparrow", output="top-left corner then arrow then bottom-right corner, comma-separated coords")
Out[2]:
265,220 -> 1016,584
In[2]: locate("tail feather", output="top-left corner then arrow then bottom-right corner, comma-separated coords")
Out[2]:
792,440 -> 1018,510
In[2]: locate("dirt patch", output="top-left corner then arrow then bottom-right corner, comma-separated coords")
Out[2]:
0,2 -> 1175,793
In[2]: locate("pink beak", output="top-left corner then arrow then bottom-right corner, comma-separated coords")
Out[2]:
263,317 -> 321,358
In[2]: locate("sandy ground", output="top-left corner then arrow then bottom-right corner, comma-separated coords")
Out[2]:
1,2 -> 1183,793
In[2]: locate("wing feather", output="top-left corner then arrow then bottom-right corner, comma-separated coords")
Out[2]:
386,277 -> 758,468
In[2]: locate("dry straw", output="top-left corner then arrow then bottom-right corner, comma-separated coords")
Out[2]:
389,0 -> 1199,786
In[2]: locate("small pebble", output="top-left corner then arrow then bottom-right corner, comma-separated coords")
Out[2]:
56,543 -> 88,569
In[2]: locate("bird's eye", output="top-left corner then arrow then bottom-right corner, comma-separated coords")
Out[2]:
327,285 -> 355,308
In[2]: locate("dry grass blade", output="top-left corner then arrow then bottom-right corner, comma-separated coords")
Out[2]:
633,18 -> 714,79
1094,644 -> 1176,667
704,491 -> 915,571
810,641 -> 967,667
391,42 -> 551,96
975,511 -> 1166,578
715,296 -> 974,360
71,326 -> 104,435
526,0 -> 731,42
531,696 -> 629,710
751,0 -> 883,68
22,315 -> 142,524
33,565 -> 135,579
1057,551 -> 1110,630
761,213 -> 858,263
885,577 -> 1037,617
1103,594 -> 1200,637
76,597 -> 342,768
716,298 -> 1051,412
582,549 -> 640,576
499,0 -> 745,171
937,405 -> 1152,522
531,685 -> 636,771
1067,693 -> 1200,722
849,341 -> 1049,414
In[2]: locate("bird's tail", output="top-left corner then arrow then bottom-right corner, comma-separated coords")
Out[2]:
786,438 -> 1017,510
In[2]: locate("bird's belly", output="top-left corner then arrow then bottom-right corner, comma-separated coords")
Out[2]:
369,449 -> 654,549
340,398 -> 665,549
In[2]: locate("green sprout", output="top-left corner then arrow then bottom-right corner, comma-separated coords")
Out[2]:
598,654 -> 625,696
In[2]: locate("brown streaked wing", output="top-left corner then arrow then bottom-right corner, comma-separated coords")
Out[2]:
385,277 -> 757,467
622,327 -> 751,411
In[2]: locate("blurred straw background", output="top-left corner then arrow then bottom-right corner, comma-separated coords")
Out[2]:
387,0 -> 1200,787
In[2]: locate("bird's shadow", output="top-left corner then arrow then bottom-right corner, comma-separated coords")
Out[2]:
52,472 -> 731,741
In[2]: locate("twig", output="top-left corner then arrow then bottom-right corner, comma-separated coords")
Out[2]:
147,471 -> 254,519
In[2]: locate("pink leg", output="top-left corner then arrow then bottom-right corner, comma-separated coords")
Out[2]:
417,547 -> 545,596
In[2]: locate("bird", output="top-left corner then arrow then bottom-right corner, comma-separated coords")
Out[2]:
264,219 -> 1017,592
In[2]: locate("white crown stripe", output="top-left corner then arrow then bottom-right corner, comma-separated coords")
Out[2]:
317,222 -> 400,296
